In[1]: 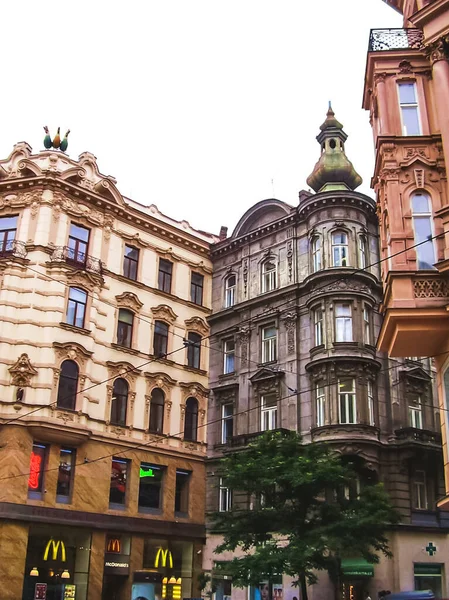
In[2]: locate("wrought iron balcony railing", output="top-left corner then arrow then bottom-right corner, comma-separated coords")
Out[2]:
369,28 -> 424,52
0,239 -> 27,259
51,246 -> 103,275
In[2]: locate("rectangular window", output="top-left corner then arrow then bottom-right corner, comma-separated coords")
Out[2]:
123,245 -> 139,280
158,258 -> 173,294
262,325 -> 277,363
314,309 -> 324,346
412,470 -> 428,510
398,82 -> 421,136
363,306 -> 371,345
138,463 -> 165,511
28,443 -> 47,497
0,215 -> 18,255
335,303 -> 352,342
339,378 -> 356,424
191,271 -> 204,305
316,385 -> 325,427
221,403 -> 234,443
187,332 -> 201,369
66,287 -> 87,328
109,458 -> 129,507
262,260 -> 277,293
225,275 -> 236,308
56,448 -> 75,503
332,232 -> 348,267
261,394 -> 277,431
67,223 -> 90,266
223,339 -> 235,374
175,469 -> 191,514
409,397 -> 423,429
219,477 -> 232,512
153,321 -> 169,357
312,238 -> 322,272
117,309 -> 133,348
367,381 -> 375,426
359,236 -> 367,269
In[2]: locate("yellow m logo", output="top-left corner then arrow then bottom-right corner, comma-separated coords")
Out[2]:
43,539 -> 66,562
155,548 -> 173,569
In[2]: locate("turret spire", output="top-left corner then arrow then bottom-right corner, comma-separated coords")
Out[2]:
306,105 -> 362,193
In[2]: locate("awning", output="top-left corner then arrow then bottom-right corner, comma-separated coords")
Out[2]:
341,559 -> 374,577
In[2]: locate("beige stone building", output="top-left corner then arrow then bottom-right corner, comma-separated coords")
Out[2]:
0,140 -> 218,600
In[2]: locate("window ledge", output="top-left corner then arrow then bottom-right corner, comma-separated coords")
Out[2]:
138,507 -> 163,515
108,503 -> 127,511
183,365 -> 207,376
56,495 -> 72,505
111,343 -> 139,355
59,322 -> 92,336
332,341 -> 359,348
257,360 -> 278,368
175,511 -> 189,519
219,372 -> 236,380
310,344 -> 325,357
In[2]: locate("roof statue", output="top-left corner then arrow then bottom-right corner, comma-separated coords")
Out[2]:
306,104 -> 362,193
43,126 -> 70,152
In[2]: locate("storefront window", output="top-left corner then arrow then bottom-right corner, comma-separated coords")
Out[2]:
28,443 -> 47,499
109,458 -> 129,507
249,578 -> 283,600
414,563 -> 443,599
143,539 -> 193,600
57,448 -> 75,503
138,463 -> 165,512
22,524 -> 91,600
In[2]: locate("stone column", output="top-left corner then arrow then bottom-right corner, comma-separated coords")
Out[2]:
0,522 -> 28,600
428,40 -> 449,183
374,73 -> 391,135
87,530 -> 105,600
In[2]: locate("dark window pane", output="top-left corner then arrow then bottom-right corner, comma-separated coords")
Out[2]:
57,360 -> 79,410
109,458 -> 128,505
57,448 -> 75,500
153,321 -> 168,357
191,272 -> 204,305
138,463 -> 164,510
28,443 -> 47,493
184,397 -> 198,441
66,287 -> 87,328
149,388 -> 165,434
123,245 -> 139,280
158,259 -> 173,293
187,332 -> 201,369
68,223 -> 90,265
117,309 -> 133,347
111,378 -> 128,426
175,469 -> 191,513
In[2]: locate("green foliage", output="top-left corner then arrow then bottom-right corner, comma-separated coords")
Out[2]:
213,430 -> 400,589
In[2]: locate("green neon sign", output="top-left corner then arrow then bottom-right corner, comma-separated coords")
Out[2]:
140,467 -> 155,478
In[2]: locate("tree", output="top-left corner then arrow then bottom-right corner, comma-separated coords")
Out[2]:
213,430 -> 400,600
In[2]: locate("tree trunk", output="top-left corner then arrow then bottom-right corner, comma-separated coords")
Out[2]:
300,573 -> 308,600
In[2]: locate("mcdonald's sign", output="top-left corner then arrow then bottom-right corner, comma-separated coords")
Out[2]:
43,539 -> 66,562
154,548 -> 173,569
107,538 -> 121,553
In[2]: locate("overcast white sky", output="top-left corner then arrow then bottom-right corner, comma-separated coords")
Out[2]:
1,1 -> 401,236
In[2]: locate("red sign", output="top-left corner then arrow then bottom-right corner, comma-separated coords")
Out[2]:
29,452 -> 42,490
34,583 -> 47,600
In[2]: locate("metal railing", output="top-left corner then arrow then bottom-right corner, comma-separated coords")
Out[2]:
0,239 -> 27,259
369,28 -> 424,52
51,246 -> 103,275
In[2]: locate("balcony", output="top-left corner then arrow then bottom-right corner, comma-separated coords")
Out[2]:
50,246 -> 103,275
0,240 -> 27,259
311,423 -> 380,444
394,426 -> 442,448
368,28 -> 424,52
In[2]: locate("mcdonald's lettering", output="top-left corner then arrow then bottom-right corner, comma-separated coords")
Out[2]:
107,538 -> 121,553
155,548 -> 173,569
43,539 -> 66,562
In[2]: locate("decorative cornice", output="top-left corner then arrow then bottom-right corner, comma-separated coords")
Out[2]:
151,304 -> 177,324
115,291 -> 143,312
184,316 -> 209,336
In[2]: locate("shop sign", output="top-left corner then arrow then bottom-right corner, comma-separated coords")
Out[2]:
107,538 -> 121,553
155,548 -> 173,568
104,552 -> 130,576
34,583 -> 47,600
43,539 -> 66,562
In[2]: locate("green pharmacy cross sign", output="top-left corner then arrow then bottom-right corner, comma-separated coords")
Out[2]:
140,467 -> 155,478
426,542 -> 437,556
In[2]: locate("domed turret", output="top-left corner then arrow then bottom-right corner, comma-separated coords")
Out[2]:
306,104 -> 362,193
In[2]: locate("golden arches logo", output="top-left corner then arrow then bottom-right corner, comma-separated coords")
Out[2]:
154,548 -> 173,569
43,539 -> 66,562
107,539 -> 121,553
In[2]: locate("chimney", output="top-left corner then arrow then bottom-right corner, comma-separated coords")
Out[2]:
219,226 -> 228,241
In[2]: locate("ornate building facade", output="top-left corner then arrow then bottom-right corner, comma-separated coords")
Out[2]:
0,141 -> 218,600
203,112 -> 447,600
362,0 -> 449,511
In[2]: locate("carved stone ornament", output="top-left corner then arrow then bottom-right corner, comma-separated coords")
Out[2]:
184,316 -> 209,337
238,326 -> 251,367
243,259 -> 249,296
145,371 -> 177,395
282,311 -> 297,354
398,60 -> 412,74
179,381 -> 209,402
53,342 -> 93,369
213,384 -> 238,405
414,278 -> 448,298
250,367 -> 284,398
115,291 -> 143,312
426,39 -> 448,65
66,269 -> 102,292
287,241 -> 293,282
151,304 -> 177,324
9,353 -> 38,387
414,168 -> 425,188
106,361 -> 141,387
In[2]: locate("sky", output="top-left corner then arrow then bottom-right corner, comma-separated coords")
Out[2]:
1,1 -> 402,236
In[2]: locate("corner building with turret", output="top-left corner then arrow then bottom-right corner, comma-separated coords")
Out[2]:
204,111 -> 449,600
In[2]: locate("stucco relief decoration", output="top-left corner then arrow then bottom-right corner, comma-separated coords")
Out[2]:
379,168 -> 400,182
243,259 -> 249,296
184,316 -> 209,337
115,291 -> 143,313
426,39 -> 448,65
287,241 -> 293,281
382,143 -> 396,161
57,411 -> 75,424
145,371 -> 176,396
53,342 -> 92,370
414,278 -> 448,298
282,312 -> 297,354
414,169 -> 425,188
214,386 -> 237,405
315,279 -> 371,295
238,326 -> 251,367
405,147 -> 428,160
398,60 -> 412,74
106,361 -> 141,387
180,382 -> 209,404
151,304 -> 177,324
9,353 -> 38,387
66,269 -> 101,292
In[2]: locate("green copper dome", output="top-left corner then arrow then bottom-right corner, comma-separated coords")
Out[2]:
306,105 -> 362,193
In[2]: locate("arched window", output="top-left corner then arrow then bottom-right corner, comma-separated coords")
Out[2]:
57,360 -> 79,410
332,231 -> 348,267
184,397 -> 199,441
225,275 -> 236,308
358,235 -> 367,269
149,388 -> 165,434
312,237 -> 322,272
261,260 -> 277,293
411,192 -> 435,269
111,378 -> 128,426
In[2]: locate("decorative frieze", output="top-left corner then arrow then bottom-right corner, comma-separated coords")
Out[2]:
414,278 -> 448,298
9,354 -> 38,387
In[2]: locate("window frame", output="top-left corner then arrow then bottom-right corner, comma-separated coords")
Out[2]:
0,215 -> 18,255
138,462 -> 165,513
409,395 -> 423,429
332,231 -> 349,267
397,81 -> 422,136
312,237 -> 322,272
191,271 -> 204,305
225,274 -> 236,308
67,222 -> 90,266
363,305 -> 371,345
411,192 -> 436,270
184,397 -> 199,441
56,360 -> 79,411
219,477 -> 232,512
111,378 -> 129,427
314,308 -> 324,346
261,260 -> 277,293
316,385 -> 325,427
117,308 -> 134,348
56,447 -> 76,504
66,287 -> 88,329
261,394 -> 278,431
261,324 -> 277,363
153,320 -> 169,357
358,235 -> 367,269
367,380 -> 375,426
109,457 -> 129,508
335,303 -> 353,342
221,403 -> 234,443
187,331 -> 202,369
223,338 -> 235,374
412,469 -> 428,510
158,258 -> 173,294
338,378 -> 357,424
149,388 -> 165,434
123,244 -> 139,281
175,469 -> 191,515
